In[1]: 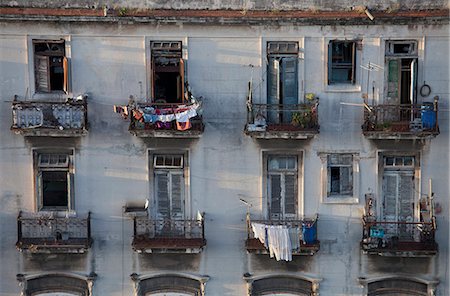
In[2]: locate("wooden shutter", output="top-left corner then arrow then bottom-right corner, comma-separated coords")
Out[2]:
68,172 -> 74,210
387,59 -> 399,101
35,55 -> 50,92
351,42 -> 356,84
284,174 -> 296,218
36,171 -> 43,210
63,57 -> 69,93
151,59 -> 156,100
410,59 -> 418,104
327,42 -> 333,84
155,172 -> 170,219
170,172 -> 184,220
269,174 -> 282,219
340,166 -> 353,195
179,58 -> 185,102
383,174 -> 398,221
267,57 -> 280,124
281,57 -> 298,105
399,173 -> 414,221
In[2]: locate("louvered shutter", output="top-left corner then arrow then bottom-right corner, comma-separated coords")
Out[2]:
350,42 -> 356,84
267,57 -> 280,124
63,57 -> 69,93
155,172 -> 170,219
399,173 -> 414,221
410,59 -> 418,105
387,59 -> 399,102
36,171 -> 43,210
284,174 -> 296,218
269,174 -> 282,219
179,58 -> 185,102
340,166 -> 353,195
35,55 -> 50,92
280,57 -> 298,123
383,174 -> 398,221
170,172 -> 184,220
327,42 -> 333,84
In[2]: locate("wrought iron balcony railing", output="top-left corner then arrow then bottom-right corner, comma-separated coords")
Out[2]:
11,96 -> 88,137
128,100 -> 204,138
361,217 -> 437,257
132,216 -> 206,253
245,102 -> 319,139
362,98 -> 439,139
16,211 -> 92,253
246,215 -> 320,256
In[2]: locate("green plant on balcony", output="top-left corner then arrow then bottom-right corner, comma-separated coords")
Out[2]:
292,111 -> 311,128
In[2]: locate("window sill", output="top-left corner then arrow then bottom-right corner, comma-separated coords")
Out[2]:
322,196 -> 359,204
325,84 -> 361,93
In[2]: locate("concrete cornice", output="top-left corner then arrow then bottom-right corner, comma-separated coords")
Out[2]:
0,7 -> 448,26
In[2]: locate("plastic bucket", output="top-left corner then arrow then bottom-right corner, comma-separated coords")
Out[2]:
421,102 -> 436,129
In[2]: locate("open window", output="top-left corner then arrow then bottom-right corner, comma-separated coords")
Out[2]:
33,40 -> 68,93
151,41 -> 185,104
385,40 -> 418,108
266,154 -> 298,220
328,40 -> 356,84
320,152 -> 359,203
34,151 -> 74,211
267,41 -> 299,124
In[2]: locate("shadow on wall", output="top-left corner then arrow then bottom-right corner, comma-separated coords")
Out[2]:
366,256 -> 432,274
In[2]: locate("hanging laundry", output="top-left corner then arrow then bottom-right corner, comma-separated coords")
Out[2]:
176,120 -> 192,131
113,105 -> 129,119
251,223 -> 293,262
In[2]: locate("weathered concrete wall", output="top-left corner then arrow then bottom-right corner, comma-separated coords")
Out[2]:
1,0 -> 449,10
0,20 -> 449,296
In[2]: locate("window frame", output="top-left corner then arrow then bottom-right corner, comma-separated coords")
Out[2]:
149,40 -> 186,104
33,149 -> 75,212
29,37 -> 71,97
262,151 -> 303,220
149,150 -> 190,220
328,40 -> 356,85
378,152 -> 421,222
319,152 -> 359,204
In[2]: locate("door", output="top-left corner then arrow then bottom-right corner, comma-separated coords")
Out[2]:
382,171 -> 415,239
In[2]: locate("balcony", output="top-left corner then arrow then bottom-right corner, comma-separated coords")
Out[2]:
11,96 -> 88,137
16,211 -> 92,254
245,101 -> 319,139
361,194 -> 437,257
132,216 -> 206,253
246,216 -> 320,257
128,99 -> 204,138
362,98 -> 439,140
361,219 -> 437,257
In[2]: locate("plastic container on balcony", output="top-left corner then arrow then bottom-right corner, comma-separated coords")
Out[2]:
302,221 -> 317,244
421,102 -> 436,129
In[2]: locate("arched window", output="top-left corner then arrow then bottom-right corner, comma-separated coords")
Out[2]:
131,273 -> 209,296
360,276 -> 438,296
17,273 -> 95,296
245,275 -> 320,296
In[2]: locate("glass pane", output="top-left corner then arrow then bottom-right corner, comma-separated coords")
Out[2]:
385,157 -> 395,166
268,157 -> 280,170
286,156 -> 296,169
404,156 -> 414,166
395,157 -> 404,166
42,171 -> 68,208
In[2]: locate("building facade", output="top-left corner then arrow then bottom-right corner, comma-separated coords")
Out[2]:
0,1 -> 449,295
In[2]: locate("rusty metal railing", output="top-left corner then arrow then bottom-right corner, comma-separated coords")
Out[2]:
134,216 -> 205,239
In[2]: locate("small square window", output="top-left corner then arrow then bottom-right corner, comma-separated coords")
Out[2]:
328,41 -> 356,84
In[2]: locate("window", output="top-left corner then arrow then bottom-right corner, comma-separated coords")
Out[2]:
34,152 -> 73,211
33,40 -> 68,93
153,154 -> 185,220
151,41 -> 185,104
320,152 -> 359,203
327,154 -> 353,197
267,41 -> 299,124
267,155 -> 298,219
385,40 -> 418,106
328,41 -> 356,84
